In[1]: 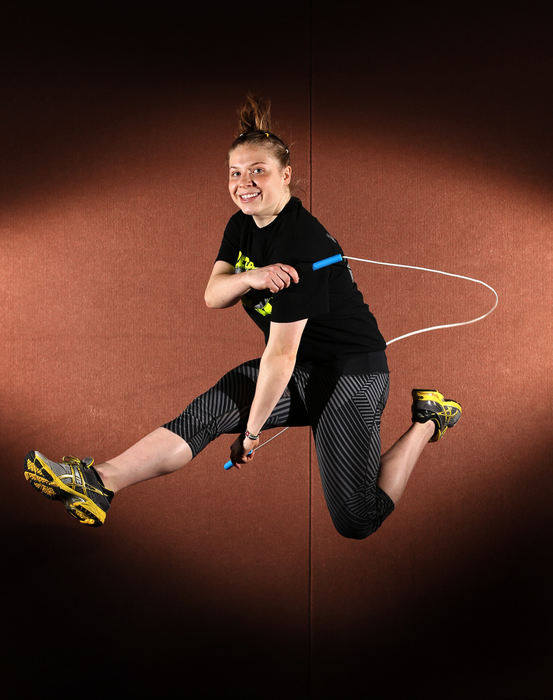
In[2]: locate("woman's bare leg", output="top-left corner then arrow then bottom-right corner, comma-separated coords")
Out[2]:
377,420 -> 435,504
95,427 -> 193,493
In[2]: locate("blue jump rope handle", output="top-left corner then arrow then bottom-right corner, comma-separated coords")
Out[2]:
224,253 -> 344,470
312,254 -> 343,270
224,452 -> 252,470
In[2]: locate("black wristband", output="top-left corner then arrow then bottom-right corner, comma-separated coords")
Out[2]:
245,429 -> 260,441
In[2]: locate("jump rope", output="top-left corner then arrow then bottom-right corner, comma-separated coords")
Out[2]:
223,253 -> 499,469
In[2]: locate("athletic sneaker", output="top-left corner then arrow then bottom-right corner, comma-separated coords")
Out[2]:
24,451 -> 113,526
411,389 -> 462,442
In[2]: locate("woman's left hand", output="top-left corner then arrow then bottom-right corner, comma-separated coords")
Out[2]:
229,433 -> 260,469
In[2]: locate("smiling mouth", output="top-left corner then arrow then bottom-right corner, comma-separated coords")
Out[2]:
239,192 -> 260,202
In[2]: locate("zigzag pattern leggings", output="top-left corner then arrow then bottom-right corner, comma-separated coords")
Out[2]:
163,359 -> 394,539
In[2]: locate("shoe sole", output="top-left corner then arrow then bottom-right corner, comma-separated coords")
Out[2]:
24,451 -> 106,526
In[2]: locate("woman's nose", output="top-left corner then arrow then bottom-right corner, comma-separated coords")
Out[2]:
239,171 -> 254,186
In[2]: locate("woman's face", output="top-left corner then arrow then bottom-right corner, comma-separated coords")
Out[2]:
228,144 -> 291,227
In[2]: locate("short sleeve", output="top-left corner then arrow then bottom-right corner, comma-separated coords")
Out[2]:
216,217 -> 240,265
270,265 -> 330,322
265,210 -> 337,322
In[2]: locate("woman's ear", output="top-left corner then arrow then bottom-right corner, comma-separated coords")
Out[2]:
283,165 -> 292,185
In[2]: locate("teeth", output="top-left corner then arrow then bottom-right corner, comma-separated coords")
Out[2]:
240,192 -> 259,200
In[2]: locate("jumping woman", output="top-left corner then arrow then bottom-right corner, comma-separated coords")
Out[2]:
24,95 -> 462,539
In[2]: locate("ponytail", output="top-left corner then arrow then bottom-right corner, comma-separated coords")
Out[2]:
229,94 -> 290,168
238,93 -> 272,133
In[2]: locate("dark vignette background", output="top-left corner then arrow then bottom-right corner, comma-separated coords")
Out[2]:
2,4 -> 552,699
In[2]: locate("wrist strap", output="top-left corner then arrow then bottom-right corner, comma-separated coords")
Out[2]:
245,429 -> 260,441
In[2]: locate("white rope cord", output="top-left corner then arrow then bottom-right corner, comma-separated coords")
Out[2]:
345,256 -> 499,346
251,255 -> 499,455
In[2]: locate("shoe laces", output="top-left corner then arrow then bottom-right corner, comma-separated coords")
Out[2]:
61,455 -> 94,468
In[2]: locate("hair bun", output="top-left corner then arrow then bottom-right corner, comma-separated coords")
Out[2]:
238,94 -> 272,134
230,95 -> 291,168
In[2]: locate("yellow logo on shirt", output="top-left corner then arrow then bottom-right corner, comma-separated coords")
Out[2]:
235,251 -> 273,316
235,251 -> 256,272
254,300 -> 273,316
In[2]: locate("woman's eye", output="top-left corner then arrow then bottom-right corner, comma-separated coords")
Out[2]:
252,168 -> 264,174
230,171 -> 240,177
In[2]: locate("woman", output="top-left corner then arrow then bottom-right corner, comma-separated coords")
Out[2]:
24,95 -> 462,539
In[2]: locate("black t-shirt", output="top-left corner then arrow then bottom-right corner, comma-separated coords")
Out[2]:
216,196 -> 388,373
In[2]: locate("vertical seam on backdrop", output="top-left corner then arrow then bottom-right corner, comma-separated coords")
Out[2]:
307,0 -> 313,695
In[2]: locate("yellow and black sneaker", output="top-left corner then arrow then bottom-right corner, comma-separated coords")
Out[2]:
411,389 -> 462,442
24,451 -> 114,526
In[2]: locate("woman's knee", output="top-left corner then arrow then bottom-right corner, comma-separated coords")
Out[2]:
330,511 -> 382,540
330,488 -> 395,539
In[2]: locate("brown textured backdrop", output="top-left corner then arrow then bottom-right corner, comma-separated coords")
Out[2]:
2,5 -> 552,699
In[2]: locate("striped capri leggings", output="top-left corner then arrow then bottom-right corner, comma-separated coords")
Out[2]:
163,359 -> 394,539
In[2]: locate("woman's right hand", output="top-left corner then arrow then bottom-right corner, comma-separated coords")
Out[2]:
246,264 -> 299,294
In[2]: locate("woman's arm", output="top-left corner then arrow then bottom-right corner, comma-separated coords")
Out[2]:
205,261 -> 300,309
204,261 -> 252,309
229,318 -> 308,467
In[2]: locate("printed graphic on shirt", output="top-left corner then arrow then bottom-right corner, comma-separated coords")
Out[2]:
235,250 -> 273,317
235,251 -> 256,272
